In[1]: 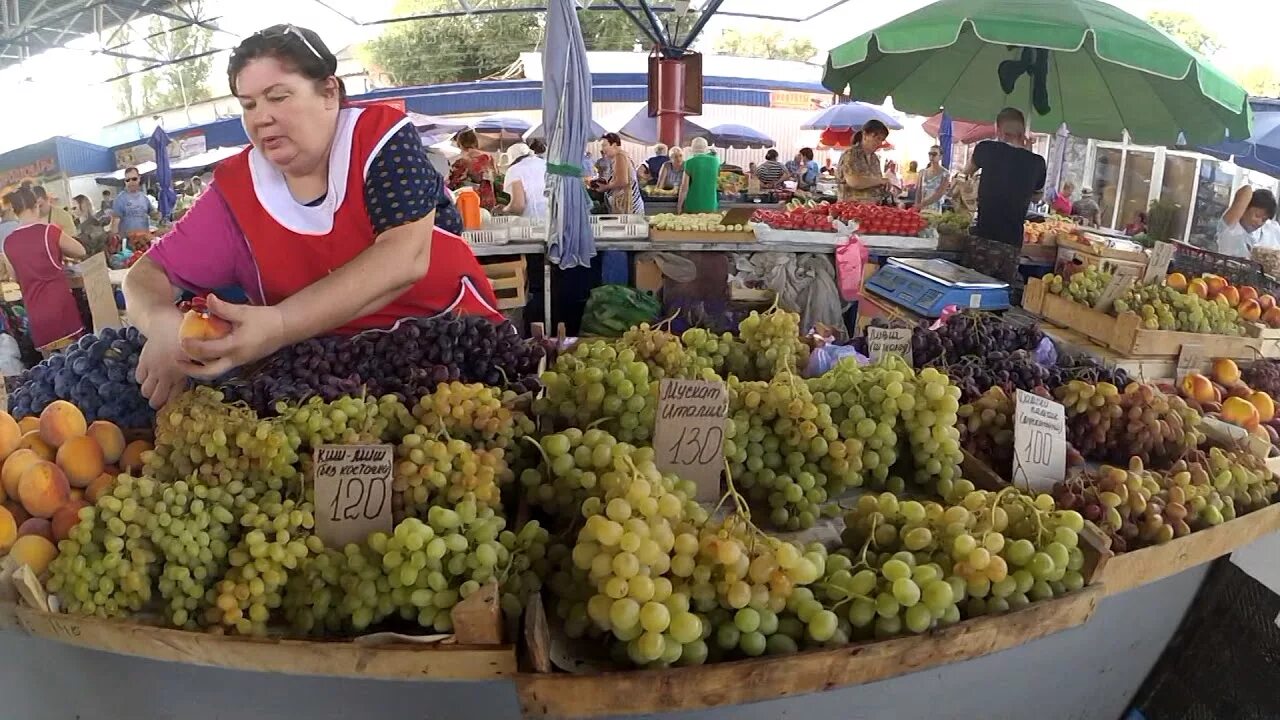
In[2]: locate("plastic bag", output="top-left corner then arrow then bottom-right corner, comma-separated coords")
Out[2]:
0,333 -> 25,376
639,252 -> 697,284
581,284 -> 661,337
835,235 -> 870,301
805,343 -> 868,377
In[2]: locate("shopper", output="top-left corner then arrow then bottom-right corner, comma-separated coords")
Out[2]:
679,136 -> 721,214
99,189 -> 113,215
837,119 -> 890,202
963,107 -> 1046,282
656,147 -> 685,191
497,143 -> 547,219
527,138 -> 546,157
1051,181 -> 1075,217
124,23 -> 500,409
1216,186 -> 1280,257
31,185 -> 78,238
447,129 -> 497,210
754,150 -> 787,190
903,160 -> 920,196
1073,188 -> 1100,226
916,145 -> 951,212
0,187 -> 87,350
72,194 -> 108,254
591,133 -> 644,215
644,144 -> 670,184
108,167 -> 156,236
789,148 -> 820,192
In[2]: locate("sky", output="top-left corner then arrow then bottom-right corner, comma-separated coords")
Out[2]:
0,0 -> 1276,154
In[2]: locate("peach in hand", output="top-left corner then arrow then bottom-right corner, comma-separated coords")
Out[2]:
179,295 -> 232,341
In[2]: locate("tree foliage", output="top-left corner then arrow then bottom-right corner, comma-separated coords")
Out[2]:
1146,11 -> 1221,56
364,0 -> 653,87
712,28 -> 818,62
109,1 -> 215,117
1237,65 -> 1280,98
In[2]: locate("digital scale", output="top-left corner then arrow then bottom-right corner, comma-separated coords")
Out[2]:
864,258 -> 1010,317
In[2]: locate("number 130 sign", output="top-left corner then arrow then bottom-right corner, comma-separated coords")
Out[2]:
653,379 -> 728,502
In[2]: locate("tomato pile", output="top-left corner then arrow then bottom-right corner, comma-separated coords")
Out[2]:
752,201 -> 928,236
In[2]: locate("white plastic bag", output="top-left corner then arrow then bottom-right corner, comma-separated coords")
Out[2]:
0,333 -> 26,376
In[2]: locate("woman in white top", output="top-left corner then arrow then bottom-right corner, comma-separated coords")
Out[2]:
498,143 -> 548,219
1216,186 -> 1280,258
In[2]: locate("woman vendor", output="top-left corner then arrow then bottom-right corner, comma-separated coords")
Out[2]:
124,24 -> 500,409
1,187 -> 88,351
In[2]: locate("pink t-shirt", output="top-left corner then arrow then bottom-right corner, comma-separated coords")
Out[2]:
146,186 -> 266,304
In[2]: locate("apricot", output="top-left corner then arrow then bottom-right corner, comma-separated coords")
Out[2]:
56,435 -> 105,489
0,411 -> 20,462
0,504 -> 15,552
18,461 -> 71,518
1261,295 -> 1277,312
1165,272 -> 1188,291
179,296 -> 232,341
1212,358 -> 1241,385
3,500 -> 30,527
1220,286 -> 1240,307
8,534 -> 57,575
1205,274 -> 1229,297
120,440 -> 153,474
1239,286 -> 1260,305
1249,391 -> 1276,423
39,400 -> 87,448
1181,373 -> 1216,404
86,421 -> 126,465
16,416 -> 38,435
1187,278 -> 1209,299
18,430 -> 55,461
51,499 -> 88,542
1239,298 -> 1262,322
17,517 -> 53,543
1266,306 -> 1280,329
1222,396 -> 1261,430
1,448 -> 40,501
85,473 -> 114,504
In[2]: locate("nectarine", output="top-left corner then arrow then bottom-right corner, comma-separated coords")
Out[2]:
86,421 -> 126,465
1165,272 -> 1188,291
18,430 -> 55,461
1239,299 -> 1262,321
17,517 -> 53,542
1220,286 -> 1241,307
1262,295 -> 1277,312
17,461 -> 71,518
1265,306 -> 1280,329
0,504 -> 15,552
1239,286 -> 1259,305
1249,391 -> 1276,422
1188,278 -> 1209,299
119,440 -> 153,474
1222,396 -> 1261,430
39,400 -> 86,447
1181,373 -> 1217,404
0,411 -> 20,463
56,435 -> 104,489
1205,274 -> 1229,297
1212,358 -> 1241,385
3,500 -> 30,527
179,296 -> 232,341
1,448 -> 40,501
9,534 -> 57,575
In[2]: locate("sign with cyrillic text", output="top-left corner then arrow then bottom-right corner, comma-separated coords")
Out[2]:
866,326 -> 914,366
653,379 -> 727,502
313,444 -> 394,548
1012,390 -> 1067,493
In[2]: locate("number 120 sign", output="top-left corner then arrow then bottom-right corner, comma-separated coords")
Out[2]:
313,445 -> 394,548
653,379 -> 728,502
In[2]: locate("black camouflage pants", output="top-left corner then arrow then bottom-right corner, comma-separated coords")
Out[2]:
963,234 -> 1024,304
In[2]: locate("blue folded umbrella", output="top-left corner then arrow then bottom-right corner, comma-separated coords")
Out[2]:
1194,98 -> 1280,178
708,123 -> 774,149
542,0 -> 595,270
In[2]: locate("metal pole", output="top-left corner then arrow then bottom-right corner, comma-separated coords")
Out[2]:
675,0 -> 722,50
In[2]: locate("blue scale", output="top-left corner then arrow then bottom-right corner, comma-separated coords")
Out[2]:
865,258 -> 1009,317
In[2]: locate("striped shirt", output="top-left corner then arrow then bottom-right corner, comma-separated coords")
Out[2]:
754,160 -> 786,188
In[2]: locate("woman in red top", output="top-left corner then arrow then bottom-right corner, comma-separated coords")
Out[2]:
124,24 -> 500,408
447,129 -> 497,210
1,187 -> 87,348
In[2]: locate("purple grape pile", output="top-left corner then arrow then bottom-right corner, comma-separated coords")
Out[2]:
1242,359 -> 1280,398
8,327 -> 154,428
220,315 -> 545,414
913,312 -> 1045,366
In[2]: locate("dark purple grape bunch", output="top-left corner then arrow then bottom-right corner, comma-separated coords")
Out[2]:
8,327 -> 154,428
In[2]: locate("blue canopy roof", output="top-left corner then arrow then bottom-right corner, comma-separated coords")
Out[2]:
0,136 -> 116,186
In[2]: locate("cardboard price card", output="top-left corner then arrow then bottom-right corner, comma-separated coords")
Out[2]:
1011,390 -> 1067,493
1176,344 -> 1204,381
653,379 -> 728,502
1093,274 -> 1135,312
313,444 -> 394,548
1143,241 -> 1175,284
866,326 -> 914,366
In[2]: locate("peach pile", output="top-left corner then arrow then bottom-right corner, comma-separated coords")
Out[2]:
1170,272 -> 1280,328
0,402 -> 145,577
1179,357 -> 1280,444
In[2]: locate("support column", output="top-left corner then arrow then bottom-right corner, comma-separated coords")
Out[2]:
653,57 -> 687,148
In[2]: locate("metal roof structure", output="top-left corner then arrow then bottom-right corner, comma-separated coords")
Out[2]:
0,0 -> 224,72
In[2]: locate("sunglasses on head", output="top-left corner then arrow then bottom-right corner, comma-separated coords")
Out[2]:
928,151 -> 939,156
260,24 -> 324,62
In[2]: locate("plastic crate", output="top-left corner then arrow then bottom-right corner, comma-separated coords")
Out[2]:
1169,241 -> 1263,287
463,228 -> 510,246
505,224 -> 547,241
592,214 -> 647,226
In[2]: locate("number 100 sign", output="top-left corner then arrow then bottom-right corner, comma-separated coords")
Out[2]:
1011,390 -> 1067,493
313,444 -> 395,548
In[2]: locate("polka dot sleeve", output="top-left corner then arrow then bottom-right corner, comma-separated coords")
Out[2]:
364,123 -> 463,236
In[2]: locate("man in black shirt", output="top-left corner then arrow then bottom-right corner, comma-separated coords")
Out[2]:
963,107 -> 1046,282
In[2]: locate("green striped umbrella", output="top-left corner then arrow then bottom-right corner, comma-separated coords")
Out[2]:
822,0 -> 1251,145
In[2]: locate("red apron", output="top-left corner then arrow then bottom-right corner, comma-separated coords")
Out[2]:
214,104 -> 502,334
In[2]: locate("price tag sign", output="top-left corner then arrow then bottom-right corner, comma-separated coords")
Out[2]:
1011,390 -> 1067,493
866,326 -> 914,366
313,445 -> 394,548
653,379 -> 728,502
1092,274 -> 1135,312
1143,242 -> 1175,284
1176,344 -> 1204,381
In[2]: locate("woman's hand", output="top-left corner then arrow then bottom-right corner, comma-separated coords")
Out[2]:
135,310 -> 189,410
178,296 -> 287,380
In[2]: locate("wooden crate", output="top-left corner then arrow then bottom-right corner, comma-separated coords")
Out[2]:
649,229 -> 755,243
1054,234 -> 1148,279
1024,277 -> 1269,359
482,259 -> 527,311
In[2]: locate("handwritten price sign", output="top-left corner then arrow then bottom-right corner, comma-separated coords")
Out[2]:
653,379 -> 728,502
866,326 -> 914,366
1012,390 -> 1067,493
313,445 -> 394,548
